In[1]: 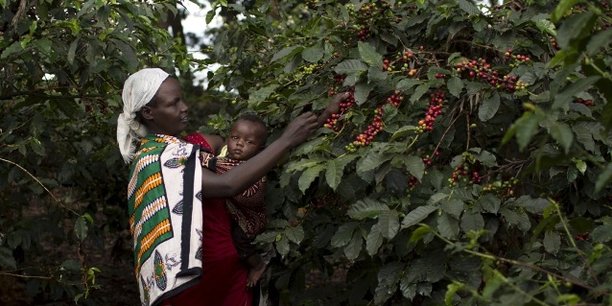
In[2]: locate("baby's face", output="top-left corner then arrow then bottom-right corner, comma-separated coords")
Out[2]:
226,120 -> 266,160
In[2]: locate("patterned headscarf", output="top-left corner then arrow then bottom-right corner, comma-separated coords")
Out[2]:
117,68 -> 170,163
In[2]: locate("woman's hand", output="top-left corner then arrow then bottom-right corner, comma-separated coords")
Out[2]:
279,111 -> 319,148
316,92 -> 350,126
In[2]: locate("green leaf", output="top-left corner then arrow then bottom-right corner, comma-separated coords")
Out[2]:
574,159 -> 587,174
334,59 -> 368,74
0,247 -> 16,269
515,196 -> 550,214
547,49 -> 579,68
551,0 -> 580,22
357,151 -> 390,175
206,9 -> 216,24
410,83 -> 430,103
298,164 -> 324,193
271,46 -> 301,62
445,282 -> 464,306
475,149 -> 497,167
401,205 -> 437,229
543,230 -> 561,254
447,77 -> 463,98
532,14 -> 557,36
409,224 -> 432,243
440,198 -> 464,218
275,235 -> 290,257
375,262 -> 403,304
1,41 -> 23,59
325,155 -> 356,191
61,259 -> 81,272
502,111 -> 540,151
331,223 -> 358,248
74,215 -> 89,241
556,12 -> 596,49
302,46 -> 324,63
437,213 -> 459,238
595,163 -> 612,193
591,223 -> 612,242
478,93 -> 500,122
68,38 -> 79,65
348,198 -> 389,220
500,208 -> 531,232
248,84 -> 279,105
366,223 -> 383,256
586,28 -> 612,55
460,212 -> 485,232
284,225 -> 304,244
354,83 -> 373,105
378,210 -> 400,239
400,278 -> 417,300
368,66 -> 388,81
404,155 -> 425,181
572,122 -> 597,152
458,0 -> 480,16
477,194 -> 501,214
344,231 -> 362,260
548,122 -> 574,154
358,41 -> 383,68
482,271 -> 504,299
553,76 -> 600,110
396,79 -> 421,91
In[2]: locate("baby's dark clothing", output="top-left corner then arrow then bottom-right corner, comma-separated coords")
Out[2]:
215,157 -> 267,260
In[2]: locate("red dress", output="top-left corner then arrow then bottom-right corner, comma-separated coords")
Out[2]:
162,136 -> 252,306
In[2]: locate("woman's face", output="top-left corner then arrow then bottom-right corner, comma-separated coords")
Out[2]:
226,120 -> 266,160
142,78 -> 189,136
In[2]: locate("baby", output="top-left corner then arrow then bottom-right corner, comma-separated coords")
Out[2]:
185,114 -> 269,287
217,114 -> 269,287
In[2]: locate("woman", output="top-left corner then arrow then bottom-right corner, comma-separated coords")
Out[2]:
117,68 -> 339,306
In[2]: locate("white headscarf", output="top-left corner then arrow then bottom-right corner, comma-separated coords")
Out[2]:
117,68 -> 170,163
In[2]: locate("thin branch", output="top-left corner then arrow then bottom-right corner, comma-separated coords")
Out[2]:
0,271 -> 53,280
429,226 -> 597,292
0,157 -> 78,216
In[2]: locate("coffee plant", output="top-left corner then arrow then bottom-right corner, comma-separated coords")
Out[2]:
200,0 -> 612,305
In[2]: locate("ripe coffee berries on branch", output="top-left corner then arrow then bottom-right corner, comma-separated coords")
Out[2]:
417,91 -> 445,133
346,91 -> 404,151
324,89 -> 356,131
357,26 -> 369,41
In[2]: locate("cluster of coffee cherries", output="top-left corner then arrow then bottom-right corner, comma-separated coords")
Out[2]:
549,37 -> 559,50
416,91 -> 445,133
357,26 -> 370,41
382,49 -> 418,75
345,91 -> 404,152
481,178 -> 518,198
576,98 -> 594,107
449,163 -> 483,186
503,49 -> 531,67
454,58 -> 521,93
434,72 -> 446,79
408,176 -> 419,189
327,74 -> 347,97
421,150 -> 440,168
324,89 -> 356,132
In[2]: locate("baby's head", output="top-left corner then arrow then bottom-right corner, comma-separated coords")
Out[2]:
226,114 -> 267,161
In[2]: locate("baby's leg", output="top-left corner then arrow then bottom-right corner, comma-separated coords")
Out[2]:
246,253 -> 266,287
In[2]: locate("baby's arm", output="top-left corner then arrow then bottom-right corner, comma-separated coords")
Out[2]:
202,134 -> 224,155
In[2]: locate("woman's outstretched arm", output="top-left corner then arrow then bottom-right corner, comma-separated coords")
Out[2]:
201,112 -> 319,198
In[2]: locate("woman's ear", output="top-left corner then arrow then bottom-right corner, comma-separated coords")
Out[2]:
140,105 -> 154,120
